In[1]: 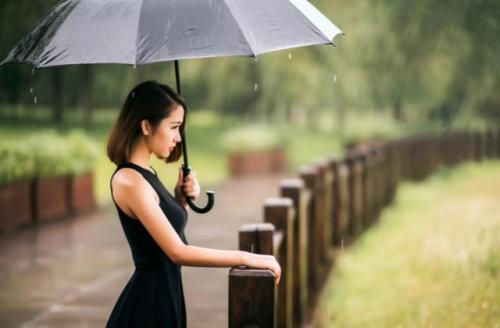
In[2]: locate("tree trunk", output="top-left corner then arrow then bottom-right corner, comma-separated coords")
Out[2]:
80,65 -> 94,129
52,67 -> 63,125
392,93 -> 404,122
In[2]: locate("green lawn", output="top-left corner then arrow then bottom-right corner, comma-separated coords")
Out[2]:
315,161 -> 500,328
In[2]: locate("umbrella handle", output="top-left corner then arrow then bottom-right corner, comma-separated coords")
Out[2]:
182,164 -> 215,214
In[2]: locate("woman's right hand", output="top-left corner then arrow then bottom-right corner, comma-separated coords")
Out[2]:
242,252 -> 281,285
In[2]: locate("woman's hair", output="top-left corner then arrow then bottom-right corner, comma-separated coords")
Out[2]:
107,80 -> 186,165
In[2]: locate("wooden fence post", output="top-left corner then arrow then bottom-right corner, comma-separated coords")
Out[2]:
359,148 -> 374,227
326,157 -> 340,246
264,198 -> 295,328
280,179 -> 310,326
299,164 -> 322,292
334,163 -> 350,247
230,223 -> 276,328
497,129 -> 500,158
345,152 -> 363,237
317,158 -> 334,262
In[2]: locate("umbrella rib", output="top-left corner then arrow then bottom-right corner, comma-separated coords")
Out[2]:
133,0 -> 147,66
288,0 -> 343,46
221,0 -> 257,57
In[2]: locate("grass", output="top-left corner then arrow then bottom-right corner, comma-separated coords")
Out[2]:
315,161 -> 500,328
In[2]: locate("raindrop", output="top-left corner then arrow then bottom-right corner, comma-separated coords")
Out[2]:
131,91 -> 135,98
254,83 -> 259,91
333,74 -> 337,83
29,88 -> 33,94
288,53 -> 292,60
31,68 -> 35,75
133,63 -> 137,69
340,239 -> 344,250
33,96 -> 37,104
253,57 -> 258,63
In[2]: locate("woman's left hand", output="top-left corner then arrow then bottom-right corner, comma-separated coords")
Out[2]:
175,167 -> 200,206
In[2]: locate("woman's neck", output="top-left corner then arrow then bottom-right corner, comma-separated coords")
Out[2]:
128,138 -> 151,169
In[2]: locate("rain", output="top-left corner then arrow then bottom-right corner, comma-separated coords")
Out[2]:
0,0 -> 499,327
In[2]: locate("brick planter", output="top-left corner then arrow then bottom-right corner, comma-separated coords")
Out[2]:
228,149 -> 287,176
33,175 -> 71,223
69,171 -> 95,215
0,179 -> 32,233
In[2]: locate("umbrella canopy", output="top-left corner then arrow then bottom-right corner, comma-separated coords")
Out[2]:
0,0 -> 342,67
0,0 -> 342,213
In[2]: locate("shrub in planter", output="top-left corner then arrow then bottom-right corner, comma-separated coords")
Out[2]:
66,132 -> 99,214
29,131 -> 99,220
29,133 -> 73,223
221,124 -> 287,176
0,142 -> 35,232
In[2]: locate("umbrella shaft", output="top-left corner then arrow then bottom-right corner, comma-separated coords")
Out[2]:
175,60 -> 189,169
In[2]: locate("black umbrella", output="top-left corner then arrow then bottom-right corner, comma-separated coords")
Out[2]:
1,0 -> 343,213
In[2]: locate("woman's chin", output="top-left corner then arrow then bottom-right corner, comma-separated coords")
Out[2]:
155,152 -> 168,160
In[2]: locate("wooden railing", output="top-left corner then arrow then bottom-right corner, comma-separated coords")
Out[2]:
228,129 -> 500,328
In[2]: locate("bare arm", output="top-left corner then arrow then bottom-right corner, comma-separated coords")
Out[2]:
116,173 -> 280,283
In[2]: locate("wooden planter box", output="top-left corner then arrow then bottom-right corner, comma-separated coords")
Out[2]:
0,179 -> 32,233
33,175 -> 71,223
69,171 -> 95,215
228,149 -> 287,176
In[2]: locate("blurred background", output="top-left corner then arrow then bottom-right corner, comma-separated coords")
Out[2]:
0,1 -> 499,327
1,0 -> 499,203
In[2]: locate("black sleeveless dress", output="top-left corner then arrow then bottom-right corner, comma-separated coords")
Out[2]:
106,162 -> 188,328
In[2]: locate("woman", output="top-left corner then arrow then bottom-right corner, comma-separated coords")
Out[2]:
105,81 -> 281,327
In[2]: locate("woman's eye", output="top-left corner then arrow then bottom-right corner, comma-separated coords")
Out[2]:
171,126 -> 180,130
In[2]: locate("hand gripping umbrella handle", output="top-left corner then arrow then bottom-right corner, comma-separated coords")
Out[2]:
181,164 -> 215,214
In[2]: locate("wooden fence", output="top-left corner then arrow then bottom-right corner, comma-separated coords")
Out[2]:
228,129 -> 500,328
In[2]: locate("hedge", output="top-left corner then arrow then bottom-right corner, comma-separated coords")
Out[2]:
0,131 -> 99,184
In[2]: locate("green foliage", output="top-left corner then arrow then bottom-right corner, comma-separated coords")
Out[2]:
28,131 -> 99,177
27,131 -> 72,177
2,0 -> 500,130
0,131 -> 98,183
220,124 -> 287,153
66,131 -> 100,175
0,141 -> 35,184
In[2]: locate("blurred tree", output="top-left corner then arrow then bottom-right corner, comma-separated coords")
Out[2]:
1,0 -> 499,130
79,65 -> 93,129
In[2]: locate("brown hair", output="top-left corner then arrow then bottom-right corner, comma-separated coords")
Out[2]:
107,80 -> 187,165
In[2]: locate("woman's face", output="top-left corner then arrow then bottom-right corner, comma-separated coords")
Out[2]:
147,104 -> 184,160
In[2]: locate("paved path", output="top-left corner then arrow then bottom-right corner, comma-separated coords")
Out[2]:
0,174 -> 287,328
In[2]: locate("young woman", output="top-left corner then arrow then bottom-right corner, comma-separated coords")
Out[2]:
105,81 -> 281,328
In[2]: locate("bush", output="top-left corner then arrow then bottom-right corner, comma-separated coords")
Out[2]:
0,141 -> 35,184
220,124 -> 287,153
0,131 -> 99,182
28,132 -> 73,177
66,131 -> 100,175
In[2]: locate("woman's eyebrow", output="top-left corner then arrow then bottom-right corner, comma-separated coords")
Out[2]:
170,121 -> 182,124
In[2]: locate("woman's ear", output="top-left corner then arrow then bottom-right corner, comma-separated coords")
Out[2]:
141,119 -> 151,136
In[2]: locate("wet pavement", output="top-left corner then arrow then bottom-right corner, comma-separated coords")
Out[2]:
0,174 -> 287,328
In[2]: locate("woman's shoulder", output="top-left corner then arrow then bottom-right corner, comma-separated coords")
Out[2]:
112,167 -> 144,189
111,167 -> 159,210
